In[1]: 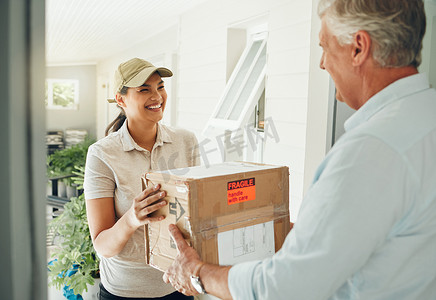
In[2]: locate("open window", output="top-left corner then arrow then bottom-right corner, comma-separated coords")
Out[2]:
203,32 -> 267,136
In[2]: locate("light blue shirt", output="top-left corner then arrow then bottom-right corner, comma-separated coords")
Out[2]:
228,73 -> 436,300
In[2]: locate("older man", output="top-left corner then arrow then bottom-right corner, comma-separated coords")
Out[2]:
163,0 -> 436,299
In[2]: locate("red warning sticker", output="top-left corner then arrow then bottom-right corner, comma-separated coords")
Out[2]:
227,178 -> 256,205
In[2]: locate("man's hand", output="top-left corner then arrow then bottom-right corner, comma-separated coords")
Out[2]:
163,224 -> 203,295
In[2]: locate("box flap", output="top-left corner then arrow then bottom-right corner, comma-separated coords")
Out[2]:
145,161 -> 284,180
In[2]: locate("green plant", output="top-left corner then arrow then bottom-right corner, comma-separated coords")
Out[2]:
47,138 -> 94,185
48,165 -> 100,296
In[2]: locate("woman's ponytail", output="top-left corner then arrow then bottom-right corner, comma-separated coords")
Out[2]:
105,110 -> 126,136
105,86 -> 129,136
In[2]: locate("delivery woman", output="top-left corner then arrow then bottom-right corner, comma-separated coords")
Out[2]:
84,58 -> 199,299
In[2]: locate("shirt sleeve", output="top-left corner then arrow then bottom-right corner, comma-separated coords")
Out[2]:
83,145 -> 116,200
228,134 -> 415,300
228,261 -> 259,299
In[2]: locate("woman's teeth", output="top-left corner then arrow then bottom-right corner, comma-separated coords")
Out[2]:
147,104 -> 162,110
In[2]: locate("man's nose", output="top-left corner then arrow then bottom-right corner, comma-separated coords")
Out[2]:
319,52 -> 325,70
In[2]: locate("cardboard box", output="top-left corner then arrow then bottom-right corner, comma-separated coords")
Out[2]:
142,161 -> 291,271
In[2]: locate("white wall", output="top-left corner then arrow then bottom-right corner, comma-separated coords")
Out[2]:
303,1 -> 332,196
264,1 -> 313,220
177,0 -> 313,221
46,65 -> 97,138
421,0 -> 436,88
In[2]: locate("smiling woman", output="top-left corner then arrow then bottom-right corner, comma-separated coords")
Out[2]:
83,57 -> 199,300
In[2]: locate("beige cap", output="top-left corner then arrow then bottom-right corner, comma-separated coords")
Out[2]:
107,58 -> 173,103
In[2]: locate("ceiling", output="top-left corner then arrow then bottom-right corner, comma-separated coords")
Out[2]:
46,0 -> 436,66
46,0 -> 208,65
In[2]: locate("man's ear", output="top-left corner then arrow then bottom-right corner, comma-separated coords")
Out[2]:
352,30 -> 371,66
115,93 -> 126,108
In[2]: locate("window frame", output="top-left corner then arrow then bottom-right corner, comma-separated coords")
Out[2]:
203,32 -> 268,136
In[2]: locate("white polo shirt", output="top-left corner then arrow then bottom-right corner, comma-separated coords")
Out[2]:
84,121 -> 199,298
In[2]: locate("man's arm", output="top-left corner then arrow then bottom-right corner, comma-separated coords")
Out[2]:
163,224 -> 232,299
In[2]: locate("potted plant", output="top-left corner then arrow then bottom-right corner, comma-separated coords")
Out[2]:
48,166 -> 100,298
47,138 -> 94,198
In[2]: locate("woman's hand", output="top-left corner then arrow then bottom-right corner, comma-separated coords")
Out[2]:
86,184 -> 167,258
126,184 -> 167,229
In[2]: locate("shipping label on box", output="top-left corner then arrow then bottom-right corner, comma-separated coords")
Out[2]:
217,220 -> 275,265
142,161 -> 291,271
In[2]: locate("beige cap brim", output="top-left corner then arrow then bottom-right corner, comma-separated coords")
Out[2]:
123,67 -> 172,88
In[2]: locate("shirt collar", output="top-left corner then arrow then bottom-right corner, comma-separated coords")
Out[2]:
155,123 -> 172,147
344,73 -> 430,132
119,121 -> 173,152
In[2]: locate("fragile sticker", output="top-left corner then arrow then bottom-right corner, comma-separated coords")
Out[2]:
227,178 -> 256,205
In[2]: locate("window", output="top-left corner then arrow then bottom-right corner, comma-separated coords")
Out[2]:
203,32 -> 267,136
254,89 -> 265,132
45,79 -> 79,110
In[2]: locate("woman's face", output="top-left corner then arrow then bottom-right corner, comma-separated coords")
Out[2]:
118,72 -> 167,126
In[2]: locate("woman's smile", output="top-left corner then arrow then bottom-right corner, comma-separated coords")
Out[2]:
145,103 -> 162,111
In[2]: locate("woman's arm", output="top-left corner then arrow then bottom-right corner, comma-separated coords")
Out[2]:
86,184 -> 167,258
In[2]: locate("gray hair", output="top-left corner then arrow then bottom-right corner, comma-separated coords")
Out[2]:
318,0 -> 426,68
